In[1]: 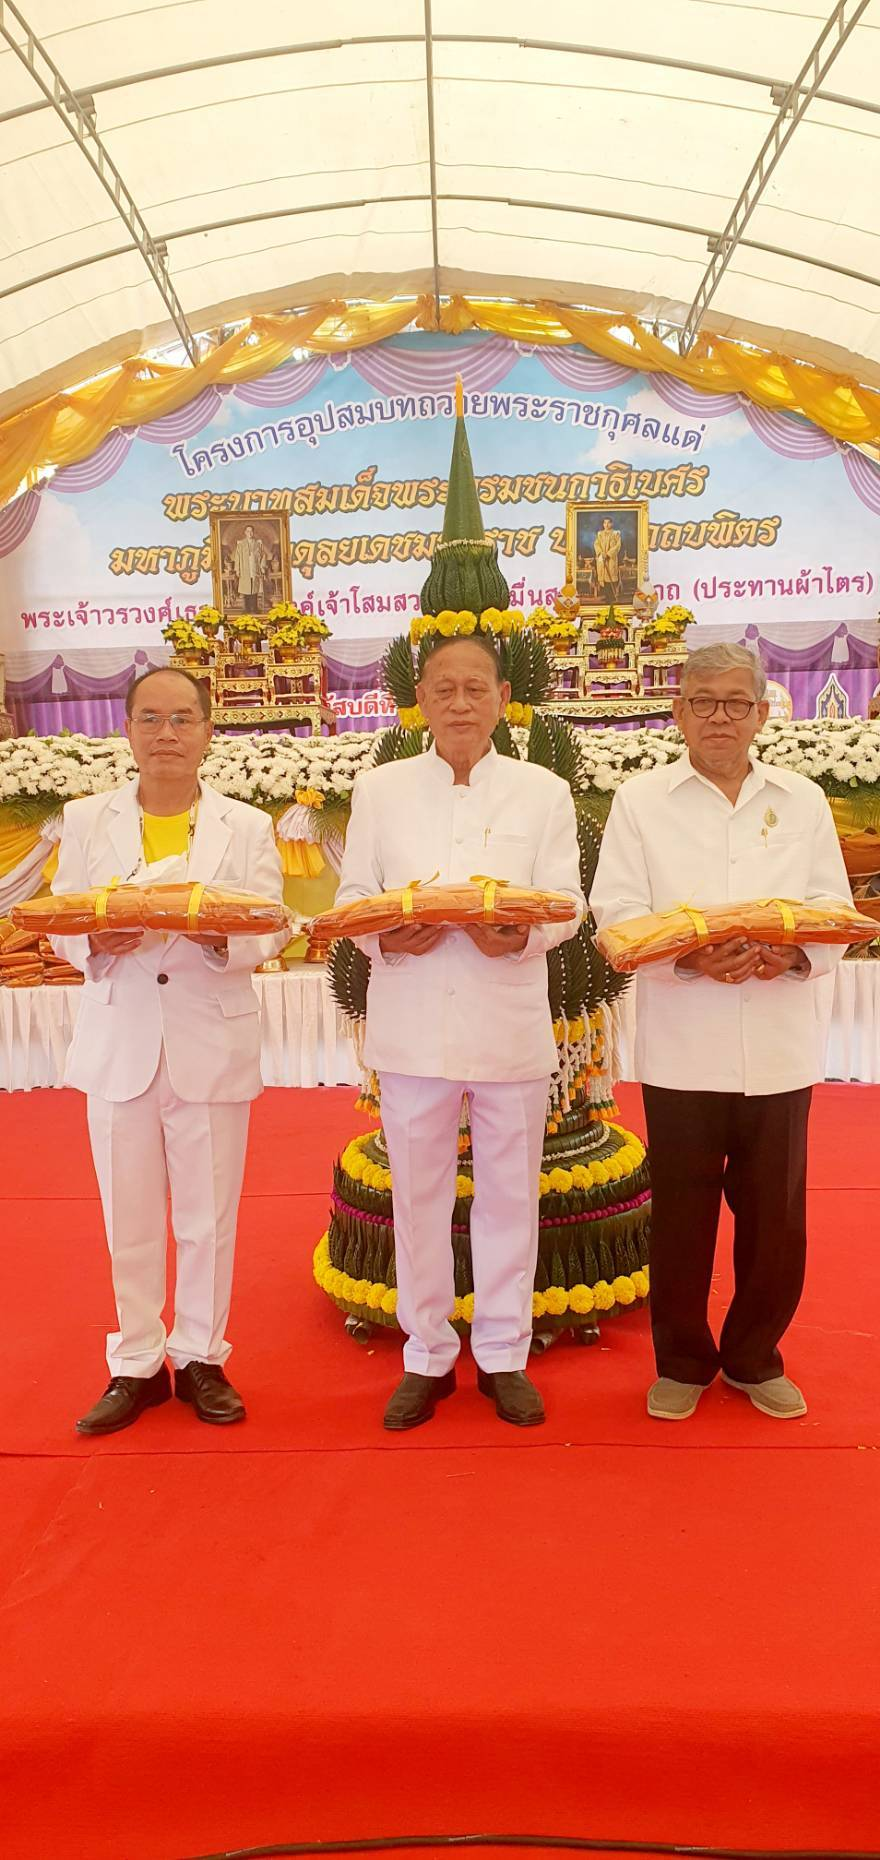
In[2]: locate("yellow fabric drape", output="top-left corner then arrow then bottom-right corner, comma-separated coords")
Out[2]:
3,296 -> 879,510
0,821 -> 44,877
277,838 -> 326,879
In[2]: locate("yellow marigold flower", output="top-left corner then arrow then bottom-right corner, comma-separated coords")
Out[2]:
569,1283 -> 595,1315
506,701 -> 524,725
532,1292 -> 547,1319
592,1280 -> 615,1311
613,1275 -> 637,1306
436,608 -> 458,633
505,608 -> 525,630
522,704 -> 533,726
591,1162 -> 609,1185
366,1283 -> 386,1310
631,1271 -> 649,1299
399,704 -> 426,732
379,1168 -> 393,1191
380,1288 -> 397,1315
544,1286 -> 569,1316
460,1293 -> 475,1325
351,1278 -> 370,1305
538,1172 -> 551,1197
459,610 -> 478,633
571,1165 -> 590,1190
548,1167 -> 573,1193
479,607 -> 503,633
339,1274 -> 354,1300
455,1173 -> 474,1198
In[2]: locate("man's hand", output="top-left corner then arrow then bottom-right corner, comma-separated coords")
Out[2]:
378,924 -> 446,957
753,942 -> 809,980
676,936 -> 761,984
464,923 -> 530,959
88,929 -> 144,956
183,933 -> 229,953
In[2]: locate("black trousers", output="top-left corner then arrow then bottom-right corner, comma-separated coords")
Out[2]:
642,1084 -> 812,1386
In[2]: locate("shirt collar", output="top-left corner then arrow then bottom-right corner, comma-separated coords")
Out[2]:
427,741 -> 497,788
667,750 -> 769,797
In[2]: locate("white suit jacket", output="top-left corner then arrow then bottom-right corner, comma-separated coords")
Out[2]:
590,754 -> 851,1095
52,779 -> 287,1103
336,744 -> 585,1081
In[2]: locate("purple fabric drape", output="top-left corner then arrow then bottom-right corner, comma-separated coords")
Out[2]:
350,338 -> 515,395
0,487 -> 43,555
234,357 -> 330,408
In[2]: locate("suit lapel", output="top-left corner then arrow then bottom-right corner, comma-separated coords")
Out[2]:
105,782 -> 142,881
189,781 -> 233,885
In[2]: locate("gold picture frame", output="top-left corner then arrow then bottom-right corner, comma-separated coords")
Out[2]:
566,499 -> 649,617
210,511 -> 292,617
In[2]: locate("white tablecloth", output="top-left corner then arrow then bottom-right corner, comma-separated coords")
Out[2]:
3,963 -> 880,1093
611,963 -> 880,1086
0,967 -> 360,1093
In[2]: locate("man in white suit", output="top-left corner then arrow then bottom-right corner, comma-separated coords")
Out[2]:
336,634 -> 584,1431
54,668 -> 287,1435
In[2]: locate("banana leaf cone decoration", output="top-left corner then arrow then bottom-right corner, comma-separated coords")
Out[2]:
314,387 -> 651,1349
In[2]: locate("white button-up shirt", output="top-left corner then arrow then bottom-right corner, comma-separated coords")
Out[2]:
336,743 -> 585,1081
590,754 -> 852,1095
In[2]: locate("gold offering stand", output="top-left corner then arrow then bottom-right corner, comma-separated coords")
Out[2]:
542,622 -> 688,724
171,637 -> 336,734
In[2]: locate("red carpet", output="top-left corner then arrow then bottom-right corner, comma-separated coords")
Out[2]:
1,1083 -> 879,1859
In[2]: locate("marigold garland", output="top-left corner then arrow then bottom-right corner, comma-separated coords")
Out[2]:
410,607 -> 525,644
312,1232 -> 649,1326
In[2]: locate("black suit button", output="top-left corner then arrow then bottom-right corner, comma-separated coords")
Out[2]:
157,972 -> 169,985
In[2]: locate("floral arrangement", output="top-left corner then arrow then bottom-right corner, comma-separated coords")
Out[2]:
590,604 -> 630,638
643,603 -> 694,642
6,720 -> 880,825
267,603 -> 332,641
193,604 -> 222,634
224,613 -> 267,640
409,607 -> 524,644
316,1117 -> 651,1336
541,618 -> 579,642
161,617 -> 210,653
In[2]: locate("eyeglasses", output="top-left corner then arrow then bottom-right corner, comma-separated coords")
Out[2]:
686,696 -> 756,721
130,710 -> 206,732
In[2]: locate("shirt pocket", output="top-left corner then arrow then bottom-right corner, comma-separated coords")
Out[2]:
476,832 -> 533,883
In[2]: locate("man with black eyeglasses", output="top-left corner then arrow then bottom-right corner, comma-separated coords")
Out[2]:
51,668 -> 287,1436
590,645 -> 851,1422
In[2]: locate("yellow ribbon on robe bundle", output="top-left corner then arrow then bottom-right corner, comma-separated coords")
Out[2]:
401,872 -> 440,922
469,875 -> 511,923
94,876 -> 120,929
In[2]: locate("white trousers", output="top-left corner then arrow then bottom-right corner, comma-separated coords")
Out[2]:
86,1052 -> 251,1378
379,1072 -> 551,1376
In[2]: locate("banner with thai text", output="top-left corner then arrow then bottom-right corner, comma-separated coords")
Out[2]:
1,330 -> 878,728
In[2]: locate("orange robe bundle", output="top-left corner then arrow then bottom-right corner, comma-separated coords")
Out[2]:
12,883 -> 288,938
597,897 -> 879,973
309,878 -> 578,947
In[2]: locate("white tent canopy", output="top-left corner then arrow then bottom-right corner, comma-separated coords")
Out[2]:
1,0 -> 879,418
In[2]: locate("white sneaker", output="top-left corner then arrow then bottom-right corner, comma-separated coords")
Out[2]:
722,1372 -> 807,1418
647,1377 -> 706,1421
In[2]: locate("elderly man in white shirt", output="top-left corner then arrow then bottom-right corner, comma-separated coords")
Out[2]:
590,644 -> 851,1422
336,633 -> 584,1431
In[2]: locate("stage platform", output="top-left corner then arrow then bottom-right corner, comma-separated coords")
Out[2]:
1,1083 -> 878,1860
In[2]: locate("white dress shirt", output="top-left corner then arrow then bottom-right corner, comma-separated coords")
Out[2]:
335,743 -> 585,1081
590,753 -> 852,1095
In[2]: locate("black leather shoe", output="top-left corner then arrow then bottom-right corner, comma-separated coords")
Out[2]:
383,1368 -> 456,1431
477,1367 -> 545,1427
174,1361 -> 246,1424
76,1364 -> 172,1436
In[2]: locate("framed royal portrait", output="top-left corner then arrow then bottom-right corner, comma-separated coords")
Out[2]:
566,499 -> 649,616
210,511 -> 291,617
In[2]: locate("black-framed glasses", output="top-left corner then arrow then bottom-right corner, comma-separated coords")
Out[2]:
130,710 -> 206,732
686,696 -> 756,721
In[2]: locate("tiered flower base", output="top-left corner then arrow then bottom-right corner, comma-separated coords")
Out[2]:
314,1037 -> 651,1343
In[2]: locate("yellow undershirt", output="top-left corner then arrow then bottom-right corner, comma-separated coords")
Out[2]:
141,810 -> 190,865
